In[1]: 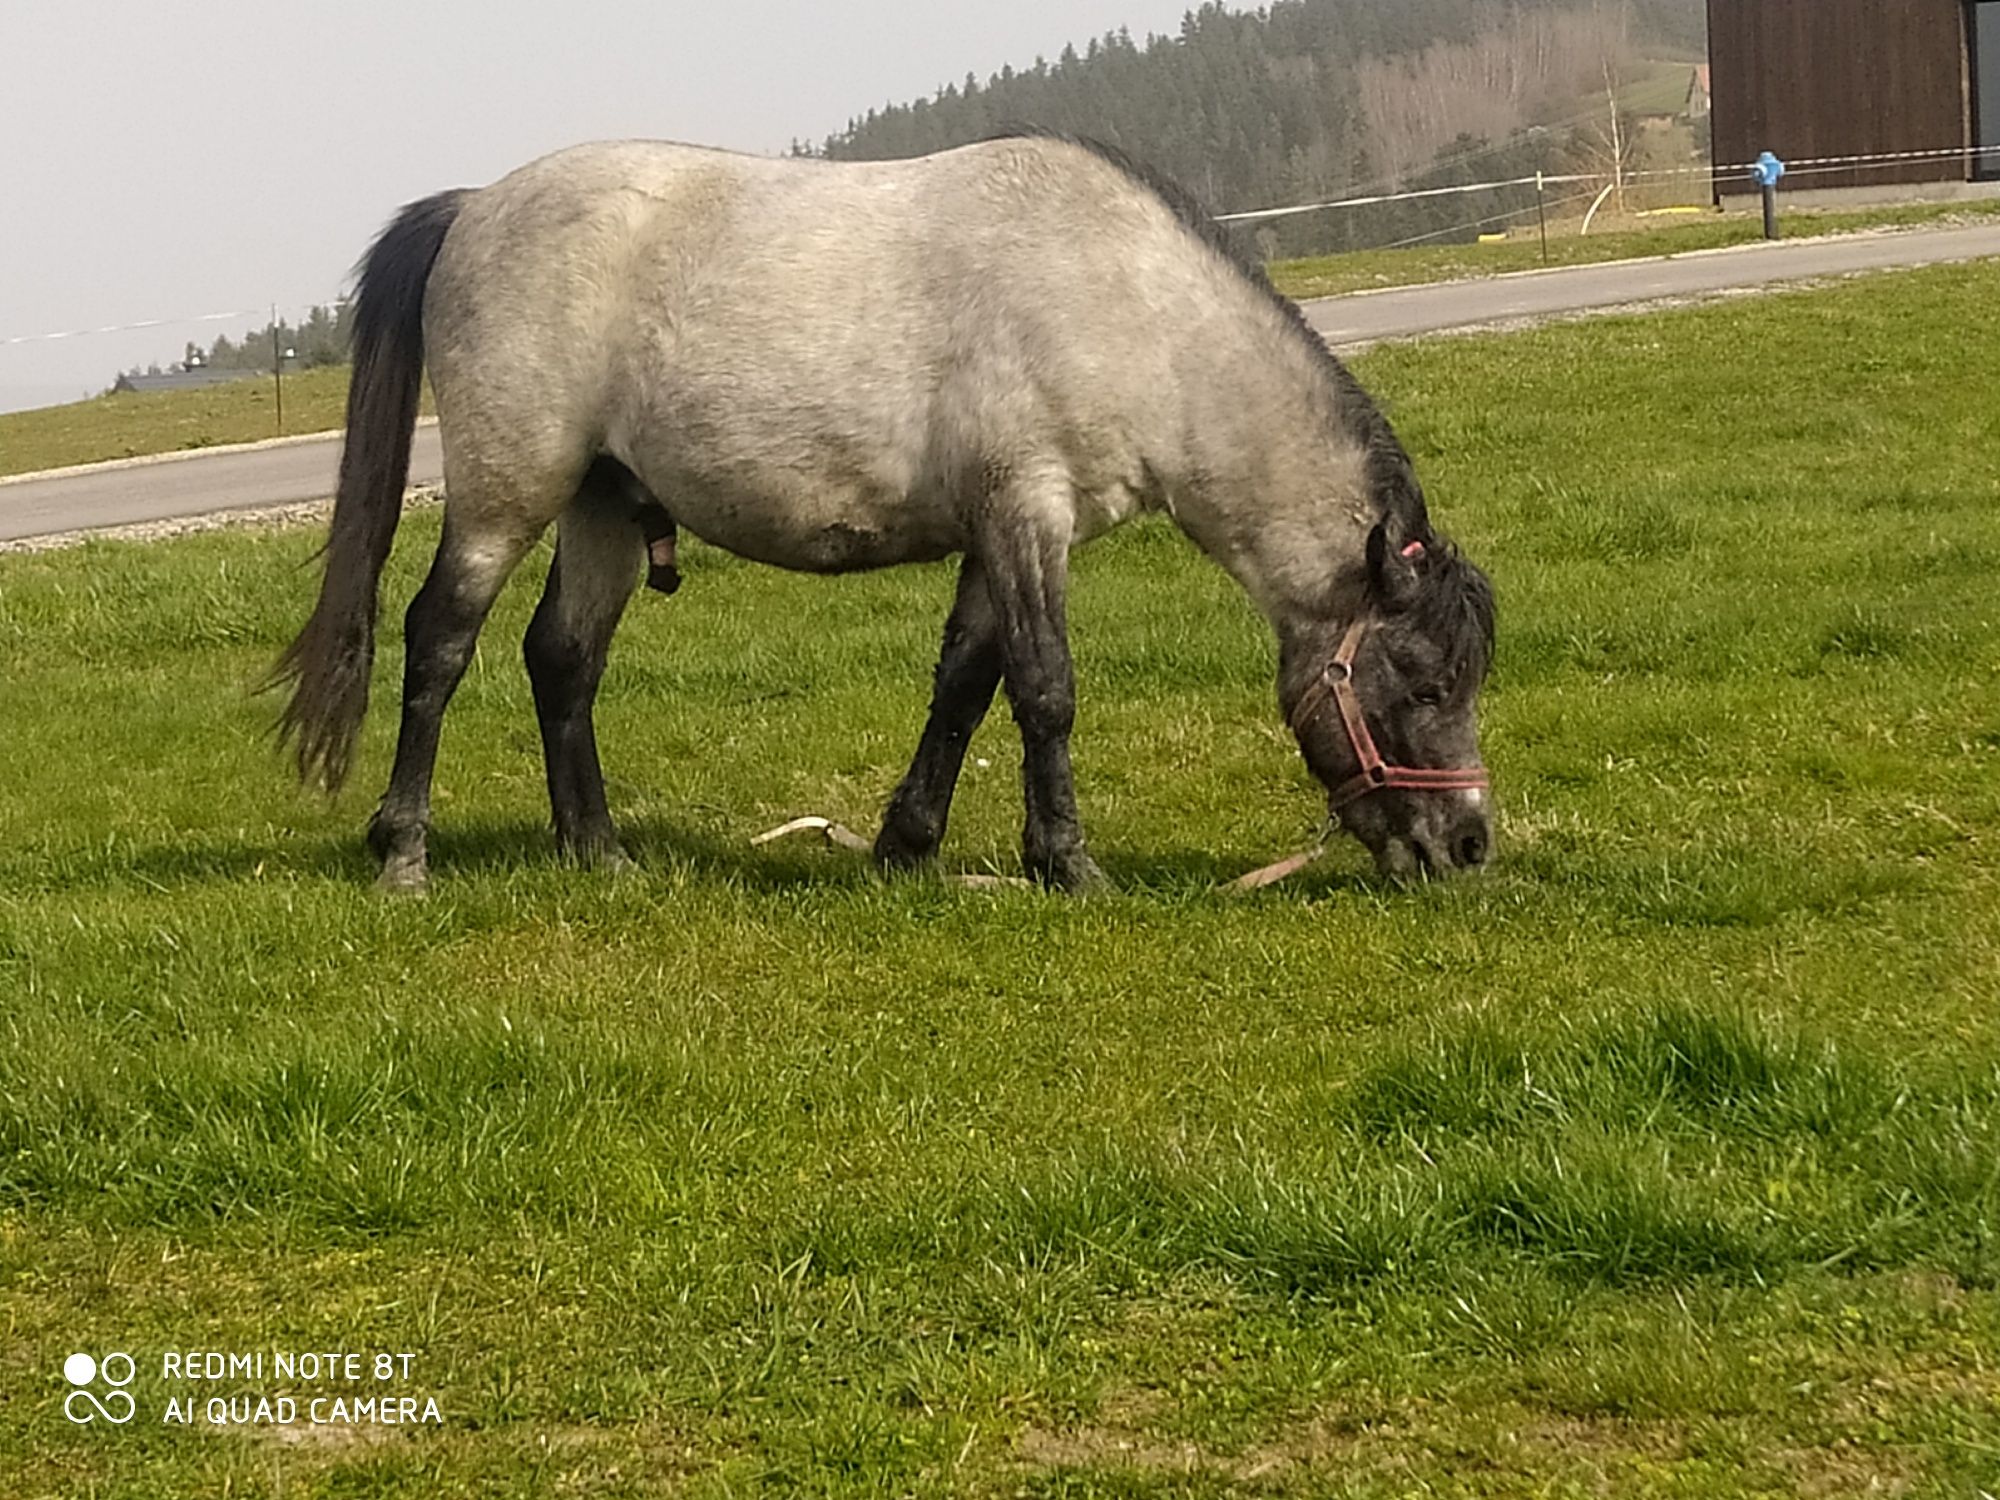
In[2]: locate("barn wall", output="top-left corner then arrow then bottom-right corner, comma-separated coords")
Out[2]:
1708,0 -> 1970,190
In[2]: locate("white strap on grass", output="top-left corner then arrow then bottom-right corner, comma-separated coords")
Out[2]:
751,816 -> 1325,892
748,815 -> 872,853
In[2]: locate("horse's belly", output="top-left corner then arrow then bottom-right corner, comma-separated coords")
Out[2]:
643,470 -> 962,574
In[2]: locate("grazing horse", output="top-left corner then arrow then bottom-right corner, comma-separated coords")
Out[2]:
273,132 -> 1495,890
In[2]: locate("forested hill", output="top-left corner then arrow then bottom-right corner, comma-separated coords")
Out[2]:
806,0 -> 1706,249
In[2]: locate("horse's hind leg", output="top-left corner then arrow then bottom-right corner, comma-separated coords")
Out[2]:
523,459 -> 647,866
369,507 -> 546,892
875,556 -> 1004,870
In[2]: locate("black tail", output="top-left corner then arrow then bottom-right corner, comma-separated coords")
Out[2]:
270,188 -> 468,791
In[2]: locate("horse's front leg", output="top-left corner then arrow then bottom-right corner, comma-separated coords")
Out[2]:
976,486 -> 1107,892
875,556 -> 1005,870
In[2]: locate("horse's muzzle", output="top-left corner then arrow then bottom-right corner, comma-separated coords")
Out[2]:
1347,788 -> 1492,879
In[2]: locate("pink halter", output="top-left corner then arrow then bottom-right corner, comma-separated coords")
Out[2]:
1289,617 -> 1490,812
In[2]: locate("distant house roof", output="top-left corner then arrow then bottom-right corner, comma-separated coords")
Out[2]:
112,366 -> 260,395
1686,64 -> 1713,117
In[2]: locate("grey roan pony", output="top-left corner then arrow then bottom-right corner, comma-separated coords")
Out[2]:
274,133 -> 1496,891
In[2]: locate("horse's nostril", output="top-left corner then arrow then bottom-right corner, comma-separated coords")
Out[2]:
1455,825 -> 1490,868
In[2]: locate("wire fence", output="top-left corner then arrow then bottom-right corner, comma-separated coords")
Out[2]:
0,298 -> 344,355
1216,144 -> 2000,261
1218,144 -> 2000,225
3,307 -> 269,348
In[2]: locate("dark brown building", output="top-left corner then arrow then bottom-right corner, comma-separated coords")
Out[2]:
1708,0 -> 2000,190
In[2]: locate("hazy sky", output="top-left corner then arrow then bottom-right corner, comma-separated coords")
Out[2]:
0,1 -> 1201,413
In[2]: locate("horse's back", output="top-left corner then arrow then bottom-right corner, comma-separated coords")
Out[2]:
421,138 -> 1253,565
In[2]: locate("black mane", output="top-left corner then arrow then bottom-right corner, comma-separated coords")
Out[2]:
1415,541 -> 1498,689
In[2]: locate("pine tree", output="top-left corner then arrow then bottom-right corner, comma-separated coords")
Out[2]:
806,0 -> 1703,258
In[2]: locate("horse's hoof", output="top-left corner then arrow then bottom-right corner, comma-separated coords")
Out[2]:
1034,850 -> 1111,894
871,823 -> 938,873
376,858 -> 429,896
1066,858 -> 1113,894
561,836 -> 636,873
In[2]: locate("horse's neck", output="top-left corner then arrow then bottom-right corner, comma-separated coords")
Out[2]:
1162,320 -> 1375,630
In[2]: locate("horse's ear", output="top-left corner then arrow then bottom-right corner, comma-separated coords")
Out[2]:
1367,509 -> 1429,610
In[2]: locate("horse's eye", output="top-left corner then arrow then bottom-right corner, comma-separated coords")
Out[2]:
1410,687 -> 1445,709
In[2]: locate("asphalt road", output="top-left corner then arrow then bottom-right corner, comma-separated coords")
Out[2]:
0,425 -> 444,543
6,221 -> 1998,544
1305,220 -> 2000,346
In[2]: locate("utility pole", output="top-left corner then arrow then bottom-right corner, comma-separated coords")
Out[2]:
1604,63 -> 1626,216
271,304 -> 284,437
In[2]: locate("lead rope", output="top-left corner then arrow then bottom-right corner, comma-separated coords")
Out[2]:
749,817 -> 1038,890
749,816 -> 1326,892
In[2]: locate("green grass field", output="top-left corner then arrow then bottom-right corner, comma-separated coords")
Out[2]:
1618,58 -> 1705,120
3,262 -> 1999,1496
1265,196 -> 2000,301
0,366 -> 392,481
